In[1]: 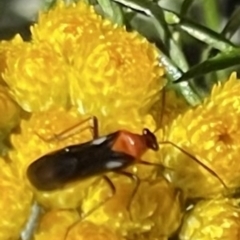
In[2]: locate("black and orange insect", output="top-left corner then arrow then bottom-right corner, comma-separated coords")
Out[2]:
26,116 -> 227,239
27,116 -> 226,192
26,116 -> 164,239
27,116 -> 159,191
27,115 -> 227,194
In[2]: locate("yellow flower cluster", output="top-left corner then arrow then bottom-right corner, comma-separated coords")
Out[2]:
3,1 -> 164,115
32,176 -> 183,240
180,198 -> 240,240
0,1 -> 181,240
158,73 -> 240,199
0,0 -> 240,239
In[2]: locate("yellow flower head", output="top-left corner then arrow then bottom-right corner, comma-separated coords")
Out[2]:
2,1 -> 164,114
0,85 -> 20,137
69,26 -> 164,116
0,39 -> 21,85
31,1 -> 104,58
32,177 -> 182,240
35,210 -> 124,240
78,177 -> 182,239
180,198 -> 240,240
3,38 -> 69,112
158,72 -> 240,198
0,158 -> 32,240
127,177 -> 183,239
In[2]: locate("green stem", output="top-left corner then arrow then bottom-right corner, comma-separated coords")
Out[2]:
202,0 -> 220,31
201,0 -> 221,94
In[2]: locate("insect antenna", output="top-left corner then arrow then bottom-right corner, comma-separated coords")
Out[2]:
158,140 -> 228,190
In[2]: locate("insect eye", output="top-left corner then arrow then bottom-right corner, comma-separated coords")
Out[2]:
143,128 -> 159,151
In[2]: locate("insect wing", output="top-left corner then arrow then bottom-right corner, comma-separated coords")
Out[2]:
27,132 -> 135,190
27,147 -> 83,190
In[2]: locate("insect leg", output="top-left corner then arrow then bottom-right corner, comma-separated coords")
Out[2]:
114,171 -> 140,220
159,140 -> 228,190
35,116 -> 99,142
64,175 -> 115,240
91,116 -> 99,139
138,160 -> 175,172
81,175 -> 116,219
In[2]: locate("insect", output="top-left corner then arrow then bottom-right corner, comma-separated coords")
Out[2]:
27,115 -> 227,194
27,116 -> 159,191
26,116 -> 165,239
26,116 -> 227,239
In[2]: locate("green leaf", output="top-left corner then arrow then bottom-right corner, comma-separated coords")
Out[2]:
97,0 -> 124,25
202,0 -> 221,30
222,6 -> 240,39
160,53 -> 201,105
163,9 -> 180,24
180,0 -> 195,16
164,8 -> 236,52
178,18 -> 236,51
160,54 -> 183,81
175,50 -> 240,83
111,0 -> 170,46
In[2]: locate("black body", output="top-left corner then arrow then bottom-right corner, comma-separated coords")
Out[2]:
27,132 -> 135,190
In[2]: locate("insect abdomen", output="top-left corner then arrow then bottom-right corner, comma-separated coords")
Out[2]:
27,139 -> 135,190
27,152 -> 79,190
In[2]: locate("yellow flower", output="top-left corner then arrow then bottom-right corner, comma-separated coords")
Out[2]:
67,221 -> 124,240
0,41 -> 8,80
0,85 -> 20,138
33,177 -> 182,240
35,210 -> 124,240
0,38 -> 21,85
3,39 -> 69,112
31,1 -> 104,59
180,198 -> 240,240
73,176 -> 183,239
127,177 -> 184,239
0,158 -> 32,240
6,1 -> 164,114
34,210 -> 79,240
68,12 -> 164,116
158,72 -> 240,198
69,26 -> 164,116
